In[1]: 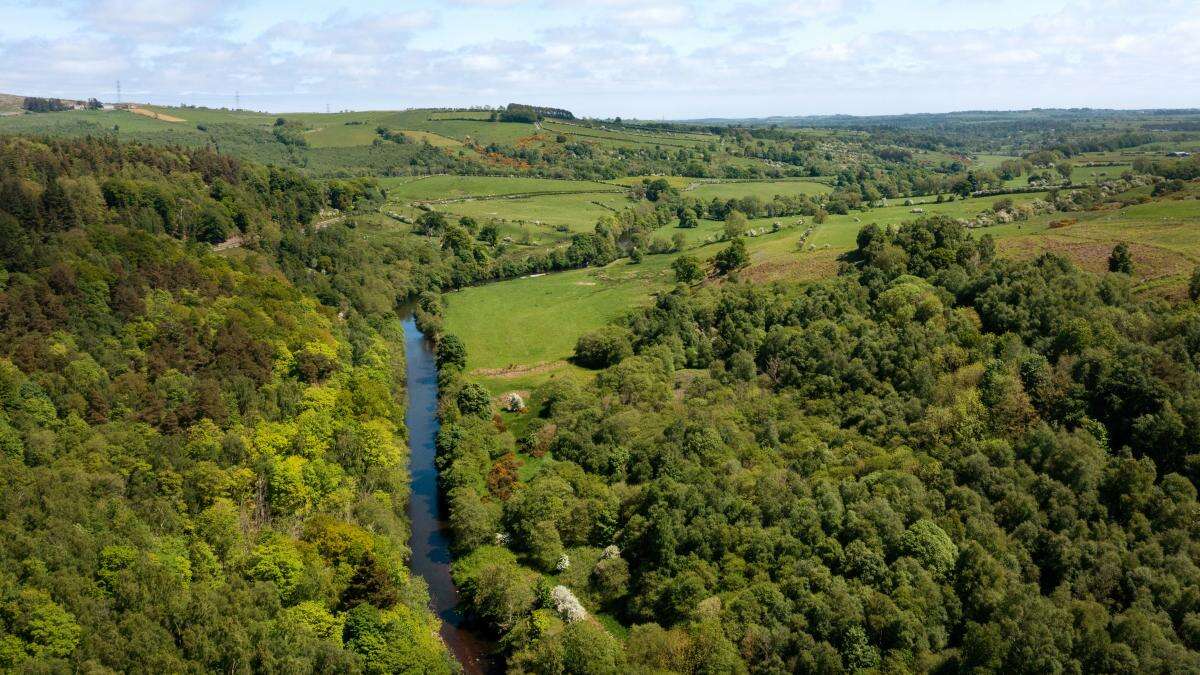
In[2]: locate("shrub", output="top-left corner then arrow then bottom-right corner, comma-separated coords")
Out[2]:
723,210 -> 748,239
672,255 -> 702,283
416,210 -> 448,236
1108,242 -> 1133,274
573,326 -> 633,369
456,383 -> 492,417
550,585 -> 588,623
714,238 -> 749,274
435,334 -> 467,371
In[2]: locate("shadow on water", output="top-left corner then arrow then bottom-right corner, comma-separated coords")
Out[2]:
402,314 -> 499,674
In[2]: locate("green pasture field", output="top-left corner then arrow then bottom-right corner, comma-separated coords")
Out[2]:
295,109 -> 536,146
588,122 -> 716,143
441,252 -> 678,381
972,154 -> 1017,170
301,121 -> 382,148
1002,164 -> 1133,188
442,192 -> 1064,385
414,119 -> 535,145
426,110 -> 493,120
651,218 -> 727,247
611,175 -> 695,189
369,110 -> 533,145
1071,164 -> 1133,182
685,178 -> 833,201
1074,143 -> 1200,164
144,105 -> 277,125
0,106 -> 540,149
540,119 -> 713,149
381,175 -> 623,202
755,192 -> 1083,284
444,189 -> 1200,415
427,191 -> 634,231
0,108 -> 179,135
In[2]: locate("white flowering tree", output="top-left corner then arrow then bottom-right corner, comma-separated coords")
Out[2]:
500,392 -> 525,412
550,585 -> 587,623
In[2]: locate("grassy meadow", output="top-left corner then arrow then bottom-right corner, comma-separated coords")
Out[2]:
431,193 -> 631,231
441,254 -> 678,391
685,178 -> 832,200
381,175 -> 622,202
441,187 -> 1200,395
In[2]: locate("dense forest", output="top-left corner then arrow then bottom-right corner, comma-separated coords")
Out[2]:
425,216 -> 1200,673
1,111 -> 1199,674
0,136 -> 454,672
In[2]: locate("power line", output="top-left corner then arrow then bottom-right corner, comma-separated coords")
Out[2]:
116,79 -> 121,105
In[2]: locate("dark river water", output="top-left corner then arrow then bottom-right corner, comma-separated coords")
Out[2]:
401,315 -> 497,674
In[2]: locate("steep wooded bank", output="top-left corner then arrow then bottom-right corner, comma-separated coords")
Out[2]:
426,217 -> 1200,673
0,137 -> 454,672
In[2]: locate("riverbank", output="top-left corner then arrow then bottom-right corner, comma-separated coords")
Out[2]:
402,314 -> 496,674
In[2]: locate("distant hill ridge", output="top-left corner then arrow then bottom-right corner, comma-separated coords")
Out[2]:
0,92 -> 93,115
0,93 -> 26,114
680,107 -> 1200,127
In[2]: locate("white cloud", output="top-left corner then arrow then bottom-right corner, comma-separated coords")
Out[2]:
1,0 -> 1197,116
614,3 -> 691,27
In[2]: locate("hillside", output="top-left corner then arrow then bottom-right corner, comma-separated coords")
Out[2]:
1,103 -> 1199,672
0,136 -> 454,672
0,93 -> 25,114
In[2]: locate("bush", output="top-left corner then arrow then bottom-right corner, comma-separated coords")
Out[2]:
1108,242 -> 1133,274
723,210 -> 748,239
436,334 -> 467,371
573,326 -> 633,369
672,255 -> 703,283
416,210 -> 449,236
456,383 -> 492,417
714,238 -> 749,274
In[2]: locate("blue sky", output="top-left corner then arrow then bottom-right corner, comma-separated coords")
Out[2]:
1,0 -> 1196,118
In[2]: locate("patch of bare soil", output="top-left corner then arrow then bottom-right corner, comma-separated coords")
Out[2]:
129,106 -> 185,122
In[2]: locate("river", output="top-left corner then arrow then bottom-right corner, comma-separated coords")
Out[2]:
402,315 -> 497,674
